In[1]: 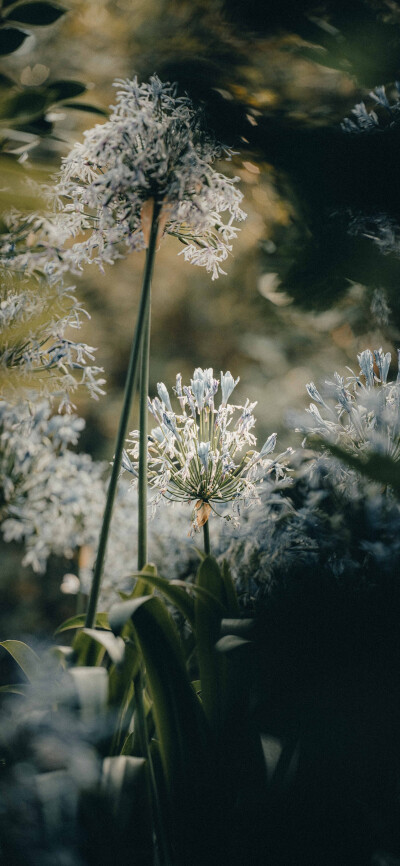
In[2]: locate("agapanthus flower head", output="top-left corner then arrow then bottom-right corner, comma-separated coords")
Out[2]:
6,76 -> 246,281
296,347 -> 400,463
124,368 -> 292,530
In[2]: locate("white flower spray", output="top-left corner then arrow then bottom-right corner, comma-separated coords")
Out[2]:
3,75 -> 246,282
123,368 -> 292,553
296,347 -> 400,473
27,75 -> 247,627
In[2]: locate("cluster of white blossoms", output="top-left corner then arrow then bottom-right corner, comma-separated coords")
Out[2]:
0,398 -> 197,605
123,368 -> 292,528
0,268 -> 105,410
3,76 -> 246,281
298,347 -> 400,461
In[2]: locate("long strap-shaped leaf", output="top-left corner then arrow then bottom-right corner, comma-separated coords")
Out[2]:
194,555 -> 228,729
109,594 -> 215,864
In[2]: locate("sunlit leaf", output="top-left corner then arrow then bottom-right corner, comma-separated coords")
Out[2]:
0,639 -> 40,681
83,628 -> 125,665
54,612 -> 110,634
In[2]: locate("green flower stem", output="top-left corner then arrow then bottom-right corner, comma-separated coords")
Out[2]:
85,202 -> 161,629
137,297 -> 151,570
203,518 -> 210,555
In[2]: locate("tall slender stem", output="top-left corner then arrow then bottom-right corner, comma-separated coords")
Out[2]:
85,201 -> 161,628
203,519 -> 210,556
137,298 -> 151,570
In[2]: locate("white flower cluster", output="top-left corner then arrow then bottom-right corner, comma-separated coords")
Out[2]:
0,398 -> 196,606
3,76 -> 246,281
341,84 -> 400,134
0,268 -> 105,410
124,368 -> 292,528
298,347 -> 400,462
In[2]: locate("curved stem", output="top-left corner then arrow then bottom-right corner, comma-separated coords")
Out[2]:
138,298 -> 151,570
85,202 -> 161,628
203,519 -> 210,556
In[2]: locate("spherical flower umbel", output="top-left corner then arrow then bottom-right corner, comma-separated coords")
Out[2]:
123,368 -> 292,529
9,76 -> 247,281
297,347 -> 400,462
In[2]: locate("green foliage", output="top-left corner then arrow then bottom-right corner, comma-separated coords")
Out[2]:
0,638 -> 40,680
4,2 -> 66,26
1,558 -> 267,865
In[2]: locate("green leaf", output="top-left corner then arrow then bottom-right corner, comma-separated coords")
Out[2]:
125,571 -> 224,624
0,683 -> 29,695
0,27 -> 28,55
0,89 -> 49,122
50,645 -> 75,668
6,2 -> 66,25
109,595 -> 211,797
220,560 -> 240,616
62,101 -> 107,116
0,72 -> 16,88
54,612 -> 110,634
0,639 -> 40,681
128,572 -> 196,629
220,618 -> 255,639
45,79 -> 86,102
72,629 -> 106,667
69,666 -> 108,720
83,628 -> 125,666
87,756 -> 154,866
216,634 -> 252,653
194,556 -> 226,727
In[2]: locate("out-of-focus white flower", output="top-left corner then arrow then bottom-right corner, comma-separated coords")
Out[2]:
0,397 -> 196,606
0,267 -> 105,409
296,347 -> 400,462
3,76 -> 246,281
124,368 -> 292,530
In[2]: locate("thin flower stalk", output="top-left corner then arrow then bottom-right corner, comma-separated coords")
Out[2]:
85,202 -> 160,629
138,291 -> 151,570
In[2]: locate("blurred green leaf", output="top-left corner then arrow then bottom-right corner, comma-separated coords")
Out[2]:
0,72 -> 16,88
0,26 -> 27,54
5,2 -> 66,25
55,612 -> 110,634
50,645 -> 75,668
69,666 -> 108,720
0,639 -> 40,681
46,79 -> 86,101
83,628 -> 125,666
0,683 -> 29,695
62,100 -> 107,115
100,756 -> 153,864
0,89 -> 49,122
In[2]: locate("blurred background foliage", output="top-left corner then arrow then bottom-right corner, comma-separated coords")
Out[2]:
2,0 -> 400,635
